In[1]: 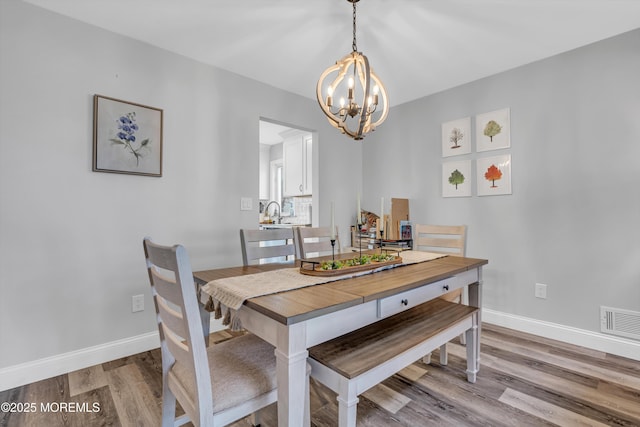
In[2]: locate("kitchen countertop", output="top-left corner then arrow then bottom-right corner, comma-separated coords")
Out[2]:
259,223 -> 311,229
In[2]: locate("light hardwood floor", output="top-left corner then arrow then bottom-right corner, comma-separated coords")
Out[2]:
1,324 -> 639,426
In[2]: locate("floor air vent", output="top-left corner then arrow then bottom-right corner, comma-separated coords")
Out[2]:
600,306 -> 640,341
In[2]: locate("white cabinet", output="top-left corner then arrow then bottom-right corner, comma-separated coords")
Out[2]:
283,137 -> 303,196
283,134 -> 312,196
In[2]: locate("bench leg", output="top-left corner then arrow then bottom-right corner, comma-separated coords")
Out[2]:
439,343 -> 448,365
465,324 -> 478,383
337,380 -> 359,427
423,343 -> 450,366
248,411 -> 260,426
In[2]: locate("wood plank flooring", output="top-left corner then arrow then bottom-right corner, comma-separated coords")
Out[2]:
1,324 -> 639,427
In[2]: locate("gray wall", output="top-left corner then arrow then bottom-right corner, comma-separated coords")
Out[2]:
0,0 -> 362,369
2,0 -> 637,374
363,29 -> 640,334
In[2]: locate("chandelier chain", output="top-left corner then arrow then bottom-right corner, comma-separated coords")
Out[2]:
352,1 -> 357,52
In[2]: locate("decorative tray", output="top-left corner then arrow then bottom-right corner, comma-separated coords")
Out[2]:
299,254 -> 403,277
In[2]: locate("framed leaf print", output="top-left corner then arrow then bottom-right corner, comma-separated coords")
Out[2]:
93,95 -> 163,176
442,160 -> 472,198
477,154 -> 512,196
476,108 -> 510,152
442,117 -> 471,157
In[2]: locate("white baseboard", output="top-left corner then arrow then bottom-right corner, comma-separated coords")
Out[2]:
0,318 -> 226,392
483,308 -> 640,361
0,331 -> 160,392
3,311 -> 638,392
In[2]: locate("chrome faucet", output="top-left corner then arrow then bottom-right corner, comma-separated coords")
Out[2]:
264,201 -> 281,224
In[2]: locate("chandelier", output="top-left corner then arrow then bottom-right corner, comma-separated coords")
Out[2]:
316,0 -> 389,140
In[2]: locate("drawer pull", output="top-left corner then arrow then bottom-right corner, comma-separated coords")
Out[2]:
443,285 -> 450,291
401,299 -> 408,306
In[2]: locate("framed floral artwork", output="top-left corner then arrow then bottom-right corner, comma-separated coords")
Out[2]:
476,108 -> 510,152
442,116 -> 471,157
93,95 -> 163,176
442,160 -> 472,197
477,154 -> 512,196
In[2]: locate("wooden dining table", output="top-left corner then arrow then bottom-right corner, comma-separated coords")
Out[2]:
193,253 -> 488,427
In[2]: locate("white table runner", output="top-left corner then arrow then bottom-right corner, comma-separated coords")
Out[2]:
200,251 -> 445,330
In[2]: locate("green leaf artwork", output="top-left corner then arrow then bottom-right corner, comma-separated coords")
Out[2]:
483,120 -> 502,142
448,169 -> 465,189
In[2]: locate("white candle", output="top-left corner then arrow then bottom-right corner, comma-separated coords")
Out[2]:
356,193 -> 361,225
380,197 -> 384,230
331,201 -> 336,240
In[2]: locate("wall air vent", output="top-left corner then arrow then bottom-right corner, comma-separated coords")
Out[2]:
600,306 -> 640,341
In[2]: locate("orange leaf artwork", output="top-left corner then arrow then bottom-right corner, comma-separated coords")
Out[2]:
484,164 -> 502,188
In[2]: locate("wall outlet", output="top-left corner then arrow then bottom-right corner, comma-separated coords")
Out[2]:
132,294 -> 145,312
535,283 -> 547,299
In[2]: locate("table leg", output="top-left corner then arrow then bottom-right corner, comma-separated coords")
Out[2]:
198,297 -> 210,346
468,270 -> 483,373
274,323 -> 309,427
196,283 -> 210,346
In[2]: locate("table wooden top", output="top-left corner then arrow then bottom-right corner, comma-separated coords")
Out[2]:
193,255 -> 488,325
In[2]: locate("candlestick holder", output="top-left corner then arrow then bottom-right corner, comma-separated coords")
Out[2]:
356,222 -> 363,259
379,228 -> 385,253
331,239 -> 336,262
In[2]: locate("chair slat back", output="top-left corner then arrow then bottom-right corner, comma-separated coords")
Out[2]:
414,225 -> 466,303
240,228 -> 296,265
414,224 -> 466,256
156,295 -> 189,340
143,237 -> 213,421
149,269 -> 184,307
295,226 -> 340,259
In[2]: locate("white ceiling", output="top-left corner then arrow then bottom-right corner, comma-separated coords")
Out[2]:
260,121 -> 298,145
23,0 -> 640,107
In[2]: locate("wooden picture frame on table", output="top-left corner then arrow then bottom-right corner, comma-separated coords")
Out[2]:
93,94 -> 163,177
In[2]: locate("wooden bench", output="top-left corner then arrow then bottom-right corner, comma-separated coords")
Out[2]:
308,298 -> 479,427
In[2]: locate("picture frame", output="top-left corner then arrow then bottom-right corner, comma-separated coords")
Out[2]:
442,160 -> 472,197
442,116 -> 471,157
93,95 -> 163,176
476,154 -> 512,196
476,108 -> 510,152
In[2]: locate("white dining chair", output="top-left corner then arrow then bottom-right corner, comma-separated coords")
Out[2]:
414,224 -> 468,363
295,226 -> 341,259
240,228 -> 296,266
414,224 -> 467,303
143,237 -> 309,427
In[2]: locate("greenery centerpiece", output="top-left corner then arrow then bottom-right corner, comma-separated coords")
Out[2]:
300,253 -> 402,276
321,253 -> 395,270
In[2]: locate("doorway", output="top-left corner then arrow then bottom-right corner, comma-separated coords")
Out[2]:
259,119 -> 314,226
